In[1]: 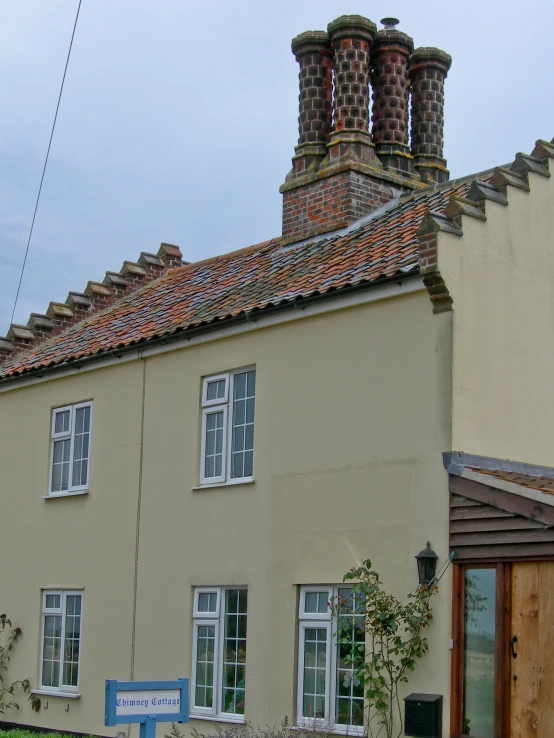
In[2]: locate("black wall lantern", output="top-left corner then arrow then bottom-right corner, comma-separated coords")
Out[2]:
415,542 -> 438,586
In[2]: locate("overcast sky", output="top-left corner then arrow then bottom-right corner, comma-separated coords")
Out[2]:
1,0 -> 553,332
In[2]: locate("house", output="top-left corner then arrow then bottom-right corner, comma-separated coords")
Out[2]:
2,13 -> 554,738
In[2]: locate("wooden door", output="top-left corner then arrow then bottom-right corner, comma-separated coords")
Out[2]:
511,561 -> 554,736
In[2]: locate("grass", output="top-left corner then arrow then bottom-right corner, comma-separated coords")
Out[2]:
0,730 -> 100,738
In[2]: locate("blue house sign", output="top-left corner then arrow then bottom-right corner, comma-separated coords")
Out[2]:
105,679 -> 189,738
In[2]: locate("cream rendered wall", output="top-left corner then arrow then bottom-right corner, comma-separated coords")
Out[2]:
1,362 -> 144,733
438,173 -> 554,466
1,288 -> 454,738
133,289 -> 454,737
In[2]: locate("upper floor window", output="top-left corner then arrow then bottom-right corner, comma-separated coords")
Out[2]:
297,585 -> 365,734
49,402 -> 92,495
40,590 -> 83,693
200,369 -> 255,485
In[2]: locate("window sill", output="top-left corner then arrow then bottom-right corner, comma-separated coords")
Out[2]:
192,478 -> 255,491
31,689 -> 81,699
190,714 -> 246,724
42,490 -> 89,500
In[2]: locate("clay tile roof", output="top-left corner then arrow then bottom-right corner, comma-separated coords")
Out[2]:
0,174 -> 490,380
469,467 -> 554,496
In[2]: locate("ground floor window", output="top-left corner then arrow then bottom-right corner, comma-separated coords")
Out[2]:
191,587 -> 247,719
297,586 -> 365,734
40,590 -> 82,692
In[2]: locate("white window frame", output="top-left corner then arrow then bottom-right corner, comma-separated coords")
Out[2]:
200,368 -> 255,486
297,585 -> 365,736
190,586 -> 248,721
48,401 -> 93,496
39,590 -> 83,694
193,587 -> 221,618
202,374 -> 229,407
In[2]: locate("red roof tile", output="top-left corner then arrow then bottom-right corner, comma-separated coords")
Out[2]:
469,467 -> 554,496
0,175 -> 488,379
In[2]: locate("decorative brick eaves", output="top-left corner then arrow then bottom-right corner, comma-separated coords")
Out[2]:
532,138 -> 554,164
490,167 -> 530,193
417,209 -> 462,313
419,136 -> 553,315
0,241 -> 184,367
467,180 -> 508,210
511,152 -> 550,180
418,193 -> 490,314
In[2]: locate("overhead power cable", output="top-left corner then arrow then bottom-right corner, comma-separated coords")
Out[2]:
10,0 -> 82,326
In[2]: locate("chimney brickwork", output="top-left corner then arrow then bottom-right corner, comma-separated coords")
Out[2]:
290,32 -> 333,176
409,47 -> 452,183
370,21 -> 414,173
281,15 -> 452,244
328,16 -> 375,133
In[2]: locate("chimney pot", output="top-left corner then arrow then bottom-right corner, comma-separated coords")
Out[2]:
381,17 -> 400,29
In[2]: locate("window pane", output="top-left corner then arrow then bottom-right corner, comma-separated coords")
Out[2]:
53,439 -> 70,464
195,625 -> 216,708
335,590 -> 365,727
222,589 -> 247,714
302,628 -> 327,719
230,372 -> 255,480
45,594 -> 61,609
54,410 -> 70,434
62,595 -> 82,687
234,372 -> 247,399
204,411 -> 224,479
244,451 -> 253,478
198,592 -> 217,613
305,591 -> 329,614
42,614 -> 62,688
232,426 -> 244,452
231,452 -> 244,479
52,439 -> 71,492
214,454 -> 222,478
207,380 -> 226,401
463,569 -> 496,738
72,407 -> 91,487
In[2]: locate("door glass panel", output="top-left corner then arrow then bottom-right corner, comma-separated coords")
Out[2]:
463,568 -> 496,737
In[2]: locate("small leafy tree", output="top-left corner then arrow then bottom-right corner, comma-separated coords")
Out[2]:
331,560 -> 438,738
0,613 -> 40,713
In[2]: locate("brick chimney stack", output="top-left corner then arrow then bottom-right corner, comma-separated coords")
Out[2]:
280,15 -> 451,244
409,48 -> 452,183
370,18 -> 414,173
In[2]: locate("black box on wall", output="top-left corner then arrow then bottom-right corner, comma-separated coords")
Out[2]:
404,693 -> 442,737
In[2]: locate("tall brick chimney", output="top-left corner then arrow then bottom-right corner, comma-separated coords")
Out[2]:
289,32 -> 333,177
409,48 -> 452,183
370,18 -> 413,173
280,15 -> 451,244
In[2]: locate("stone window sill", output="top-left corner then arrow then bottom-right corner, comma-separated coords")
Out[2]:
42,490 -> 89,500
31,689 -> 81,699
190,714 -> 246,724
191,478 -> 255,491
